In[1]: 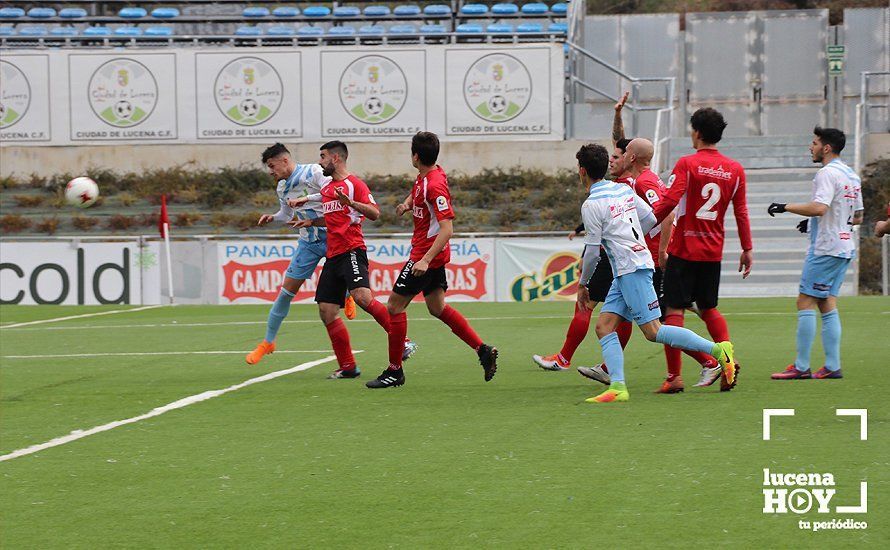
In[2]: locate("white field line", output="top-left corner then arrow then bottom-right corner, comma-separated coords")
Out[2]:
2,350 -> 340,359
0,353 -> 345,462
1,305 -> 163,329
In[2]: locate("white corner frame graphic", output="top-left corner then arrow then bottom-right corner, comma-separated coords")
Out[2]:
836,408 -> 868,441
762,408 -> 795,441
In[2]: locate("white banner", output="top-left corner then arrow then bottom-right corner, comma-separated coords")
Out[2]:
68,53 -> 178,142
0,54 -> 51,143
494,238 -> 585,302
320,50 -> 427,139
0,241 -> 161,305
195,52 -> 303,141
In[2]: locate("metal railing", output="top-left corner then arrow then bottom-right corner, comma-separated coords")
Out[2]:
853,71 -> 890,175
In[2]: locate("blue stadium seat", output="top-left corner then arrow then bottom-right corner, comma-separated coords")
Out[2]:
0,8 -> 25,18
303,6 -> 332,17
359,25 -> 385,35
394,5 -> 421,16
328,25 -> 356,35
18,26 -> 48,36
266,25 -> 296,35
388,24 -> 417,35
548,22 -> 567,33
83,26 -> 111,36
144,26 -> 174,36
51,26 -> 79,36
297,25 -> 324,36
516,23 -> 543,32
118,7 -> 148,19
333,6 -> 360,17
456,23 -> 483,33
27,8 -> 57,19
363,6 -> 391,17
460,4 -> 489,15
115,26 -> 142,36
272,7 -> 301,17
521,3 -> 549,15
491,4 -> 518,15
550,3 -> 568,15
151,8 -> 180,19
423,5 -> 451,16
0,26 -> 15,36
243,7 -> 270,18
487,23 -> 513,33
420,24 -> 446,33
59,8 -> 87,19
235,26 -> 262,35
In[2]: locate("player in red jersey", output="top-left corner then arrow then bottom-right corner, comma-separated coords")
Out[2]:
289,141 -> 414,379
651,108 -> 754,391
367,132 -> 498,389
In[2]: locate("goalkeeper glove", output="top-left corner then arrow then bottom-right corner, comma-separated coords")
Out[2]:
767,203 -> 787,217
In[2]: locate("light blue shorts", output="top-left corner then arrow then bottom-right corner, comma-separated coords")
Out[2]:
799,252 -> 851,298
285,237 -> 327,281
601,268 -> 662,325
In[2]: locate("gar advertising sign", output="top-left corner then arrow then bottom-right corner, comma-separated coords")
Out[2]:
0,55 -> 51,143
217,238 -> 494,304
495,238 -> 586,302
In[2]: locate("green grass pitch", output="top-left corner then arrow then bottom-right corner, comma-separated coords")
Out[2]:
1,298 -> 887,548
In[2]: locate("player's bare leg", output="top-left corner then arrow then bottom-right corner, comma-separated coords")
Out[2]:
246,277 -> 304,365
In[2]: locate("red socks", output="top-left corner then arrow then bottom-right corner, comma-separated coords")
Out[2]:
325,318 -> 355,369
364,299 -> 391,333
388,311 -> 407,369
616,321 -> 633,349
439,305 -> 483,350
559,304 -> 592,362
700,308 -> 730,342
663,312 -> 717,376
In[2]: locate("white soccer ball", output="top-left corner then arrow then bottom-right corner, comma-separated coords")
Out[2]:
65,177 -> 100,208
114,100 -> 133,120
239,99 -> 259,117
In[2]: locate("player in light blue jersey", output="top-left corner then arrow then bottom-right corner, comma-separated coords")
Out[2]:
768,127 -> 863,380
572,144 -> 738,403
246,143 -> 356,365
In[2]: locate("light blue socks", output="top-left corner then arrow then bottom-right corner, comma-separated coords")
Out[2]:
794,309 -> 817,372
655,325 -> 715,356
599,332 -> 624,383
821,310 -> 841,371
264,287 -> 296,343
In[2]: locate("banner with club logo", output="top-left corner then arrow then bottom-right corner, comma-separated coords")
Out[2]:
494,238 -> 585,302
0,54 -> 51,143
68,53 -> 178,141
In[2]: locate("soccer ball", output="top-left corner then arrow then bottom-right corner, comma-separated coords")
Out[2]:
65,177 -> 100,208
488,95 -> 507,114
239,99 -> 259,117
114,100 -> 133,120
364,97 -> 383,116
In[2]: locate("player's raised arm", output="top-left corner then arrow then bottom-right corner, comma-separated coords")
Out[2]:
612,91 -> 629,147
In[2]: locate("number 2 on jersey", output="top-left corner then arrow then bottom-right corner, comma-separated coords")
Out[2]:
696,182 -> 721,221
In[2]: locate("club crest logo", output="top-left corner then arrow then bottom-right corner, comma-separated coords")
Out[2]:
214,57 -> 283,126
464,53 -> 532,123
88,58 -> 158,128
339,55 -> 407,125
0,61 -> 31,129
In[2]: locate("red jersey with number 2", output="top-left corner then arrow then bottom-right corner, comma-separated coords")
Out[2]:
653,149 -> 753,262
410,166 -> 455,268
321,175 -> 376,258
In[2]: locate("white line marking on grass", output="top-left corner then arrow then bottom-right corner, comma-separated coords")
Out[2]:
2,350 -> 340,359
0,353 -> 345,462
1,305 -> 163,329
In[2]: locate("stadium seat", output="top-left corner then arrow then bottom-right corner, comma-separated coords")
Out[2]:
548,22 -> 567,33
521,3 -> 549,15
0,26 -> 14,36
114,26 -> 142,36
151,8 -> 180,19
144,26 -> 174,36
460,4 -> 489,16
363,6 -> 391,17
242,7 -> 270,18
303,6 -> 332,18
423,5 -> 451,16
550,3 -> 568,15
333,6 -> 360,17
272,7 -> 301,17
297,25 -> 324,36
456,23 -> 483,33
487,23 -> 513,33
328,25 -> 356,36
118,7 -> 148,19
516,23 -> 543,32
235,26 -> 262,35
491,4 -> 519,15
388,24 -> 417,35
394,5 -> 421,16
27,8 -> 57,19
0,8 -> 25,18
419,24 -> 446,33
359,24 -> 385,35
59,8 -> 87,19
18,26 -> 48,36
83,26 -> 111,36
50,26 -> 79,36
266,25 -> 296,35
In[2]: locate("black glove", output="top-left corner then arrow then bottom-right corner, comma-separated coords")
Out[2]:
574,223 -> 585,236
797,219 -> 809,233
767,203 -> 787,217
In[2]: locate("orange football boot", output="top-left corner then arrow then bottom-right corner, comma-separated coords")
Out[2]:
245,340 -> 275,365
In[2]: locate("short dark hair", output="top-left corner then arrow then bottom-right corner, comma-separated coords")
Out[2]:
261,142 -> 290,163
690,108 -> 727,144
814,126 -> 846,154
411,131 -> 440,166
576,143 -> 609,181
615,138 -> 633,153
320,140 -> 348,159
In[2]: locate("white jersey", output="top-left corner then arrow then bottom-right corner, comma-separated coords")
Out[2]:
273,163 -> 331,242
582,180 -> 655,276
809,159 -> 862,259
